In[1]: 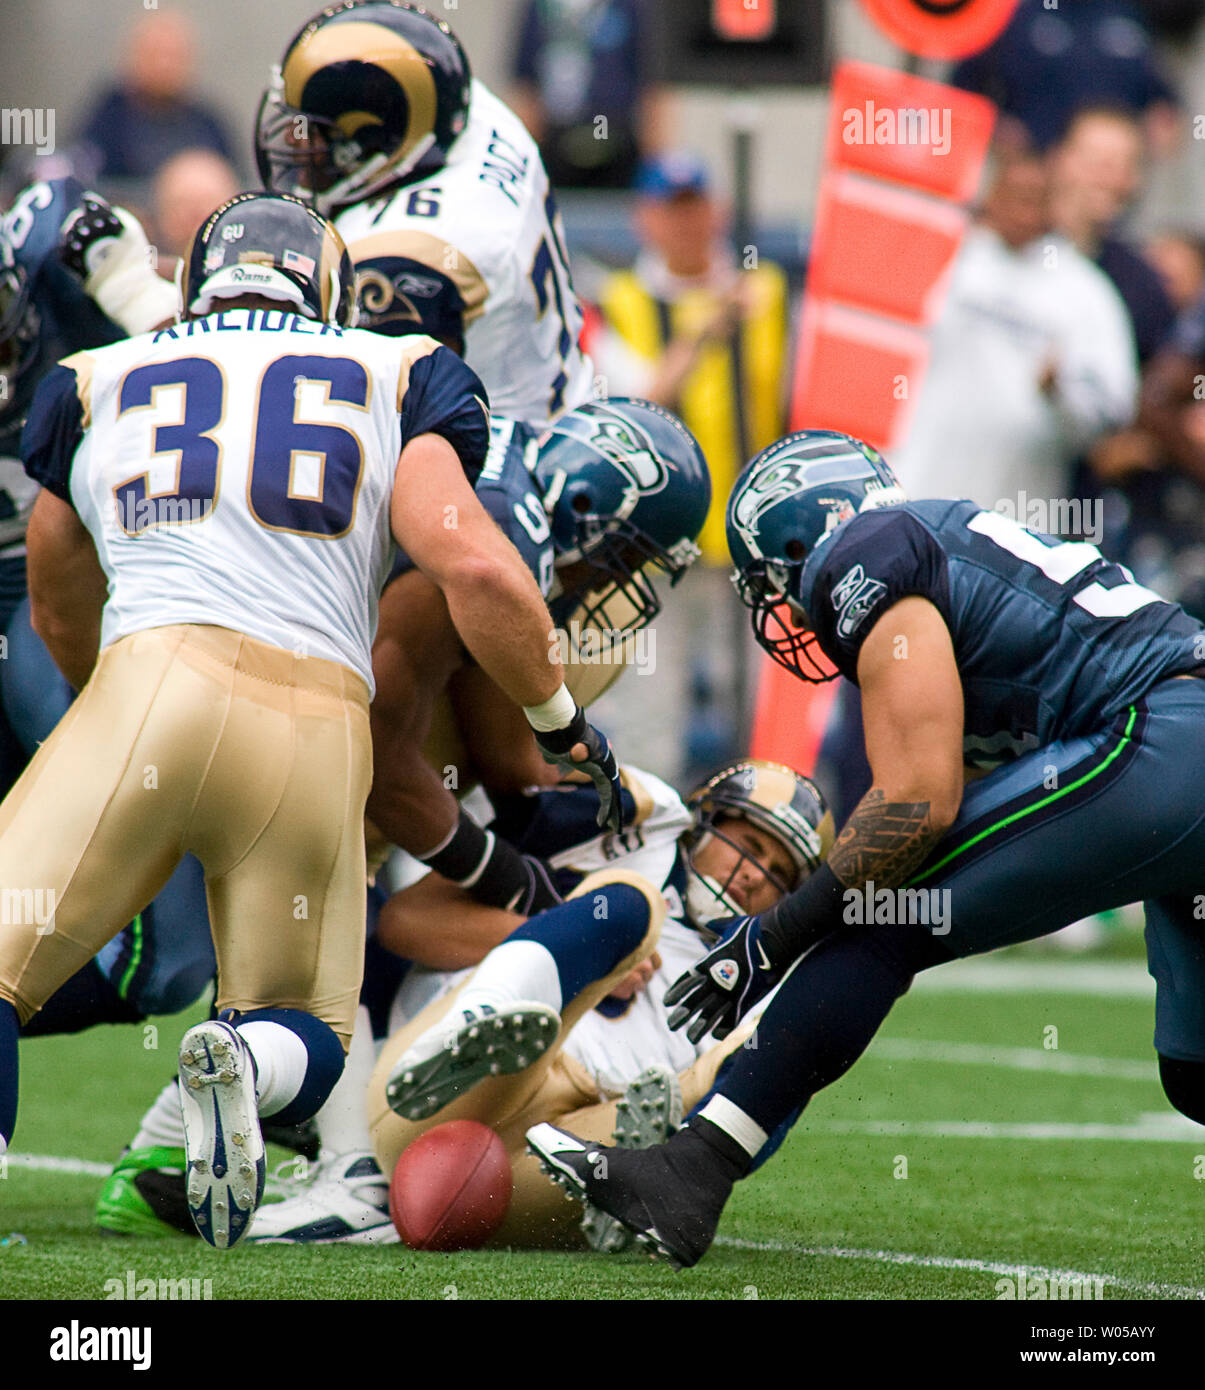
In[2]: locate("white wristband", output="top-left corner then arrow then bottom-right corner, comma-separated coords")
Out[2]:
523,683 -> 577,733
85,208 -> 177,335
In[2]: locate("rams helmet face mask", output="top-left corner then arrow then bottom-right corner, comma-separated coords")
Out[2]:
536,398 -> 711,643
0,237 -> 40,411
255,1 -> 472,215
727,430 -> 906,683
684,760 -> 834,932
180,191 -> 358,327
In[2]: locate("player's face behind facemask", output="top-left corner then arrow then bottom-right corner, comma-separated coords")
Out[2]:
683,758 -> 834,932
689,815 -> 799,921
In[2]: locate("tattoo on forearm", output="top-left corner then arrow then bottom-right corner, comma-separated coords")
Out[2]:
828,788 -> 939,889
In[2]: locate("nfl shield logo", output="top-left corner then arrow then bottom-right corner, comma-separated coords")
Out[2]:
711,959 -> 740,991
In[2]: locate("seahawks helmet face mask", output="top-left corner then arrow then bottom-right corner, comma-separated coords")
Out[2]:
255,1 -> 472,215
0,236 -> 40,416
179,191 -> 358,327
727,430 -> 906,683
536,398 -> 711,648
684,760 -> 834,932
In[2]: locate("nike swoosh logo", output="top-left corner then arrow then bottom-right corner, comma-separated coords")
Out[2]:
754,940 -> 773,972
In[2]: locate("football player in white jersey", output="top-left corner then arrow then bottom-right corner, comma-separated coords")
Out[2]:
255,0 -> 594,425
0,191 -> 623,1250
245,761 -> 831,1248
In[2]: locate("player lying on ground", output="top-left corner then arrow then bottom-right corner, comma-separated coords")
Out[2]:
243,759 -> 830,1247
93,394 -> 710,1238
526,429 -> 1205,1268
0,190 -> 623,1251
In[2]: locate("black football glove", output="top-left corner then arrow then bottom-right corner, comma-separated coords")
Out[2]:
58,194 -> 124,280
532,705 -> 624,833
664,915 -> 783,1044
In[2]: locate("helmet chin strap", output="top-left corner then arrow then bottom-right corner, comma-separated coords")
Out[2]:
684,866 -> 743,935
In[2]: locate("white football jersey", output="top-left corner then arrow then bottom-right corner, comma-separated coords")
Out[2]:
26,310 -> 488,691
391,767 -> 721,1095
335,80 -> 594,426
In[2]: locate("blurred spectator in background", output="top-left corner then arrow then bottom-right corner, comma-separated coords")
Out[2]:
590,152 -> 788,564
1080,289 -> 1205,622
1145,229 -> 1205,311
951,0 -> 1182,156
585,152 -> 789,783
75,10 -> 236,183
889,154 -> 1138,509
511,0 -> 669,189
149,149 -> 241,276
1048,106 -> 1176,363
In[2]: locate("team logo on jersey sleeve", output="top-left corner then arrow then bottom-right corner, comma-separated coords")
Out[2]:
831,563 -> 887,639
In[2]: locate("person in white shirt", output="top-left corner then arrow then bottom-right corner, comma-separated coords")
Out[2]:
890,154 -> 1138,513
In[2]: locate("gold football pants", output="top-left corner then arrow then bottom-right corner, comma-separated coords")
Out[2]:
0,624 -> 371,1047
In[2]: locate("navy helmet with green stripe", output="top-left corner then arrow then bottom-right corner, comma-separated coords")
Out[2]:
727,430 -> 907,682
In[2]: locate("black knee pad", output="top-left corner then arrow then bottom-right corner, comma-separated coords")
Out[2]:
1158,1054 -> 1205,1125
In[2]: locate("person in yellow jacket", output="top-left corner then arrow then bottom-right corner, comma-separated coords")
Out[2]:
591,152 -> 789,565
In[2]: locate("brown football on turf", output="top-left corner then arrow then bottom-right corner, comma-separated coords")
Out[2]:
390,1120 -> 512,1251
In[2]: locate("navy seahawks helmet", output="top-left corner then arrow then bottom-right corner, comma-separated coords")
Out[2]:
684,760 -> 834,932
180,191 -> 358,327
255,2 -> 472,214
535,398 -> 711,635
0,235 -> 40,415
727,430 -> 906,682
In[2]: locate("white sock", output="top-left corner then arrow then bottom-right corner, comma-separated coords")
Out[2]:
237,1021 -> 309,1118
0,1133 -> 6,1158
698,1095 -> 769,1159
131,1078 -> 187,1150
314,1006 -> 375,1158
455,940 -> 563,1017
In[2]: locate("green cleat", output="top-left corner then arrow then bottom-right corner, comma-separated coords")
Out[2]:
95,1146 -> 195,1238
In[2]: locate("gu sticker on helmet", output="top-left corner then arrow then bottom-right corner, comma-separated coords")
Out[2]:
711,959 -> 740,991
858,0 -> 1019,59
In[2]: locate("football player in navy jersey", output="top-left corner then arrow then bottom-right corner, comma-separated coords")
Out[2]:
0,179 -> 216,1037
527,428 -> 1205,1268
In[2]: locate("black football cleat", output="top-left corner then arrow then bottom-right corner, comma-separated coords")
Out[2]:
525,1121 -> 731,1269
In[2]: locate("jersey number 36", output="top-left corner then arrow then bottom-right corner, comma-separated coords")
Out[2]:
113,354 -> 368,539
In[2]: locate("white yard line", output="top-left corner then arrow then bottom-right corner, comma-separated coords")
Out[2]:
911,959 -> 1153,998
814,1112 -> 1202,1142
871,1038 -> 1155,1080
4,1153 -> 111,1177
712,1236 -> 1205,1300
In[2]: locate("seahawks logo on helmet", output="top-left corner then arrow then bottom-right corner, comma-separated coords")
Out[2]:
588,413 -> 668,498
730,460 -> 815,558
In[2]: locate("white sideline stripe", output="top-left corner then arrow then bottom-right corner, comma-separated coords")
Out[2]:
872,1038 -> 1155,1080
711,1237 -> 1205,1300
6,1153 -> 111,1177
816,1111 -> 1202,1142
912,960 -> 1153,998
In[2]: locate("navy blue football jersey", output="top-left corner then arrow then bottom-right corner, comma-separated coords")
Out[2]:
799,499 -> 1205,768
387,413 -> 554,593
0,178 -> 124,552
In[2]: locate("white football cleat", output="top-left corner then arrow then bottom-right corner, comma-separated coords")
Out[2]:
177,1020 -> 265,1250
581,1065 -> 683,1253
246,1150 -> 399,1245
384,1001 -> 560,1121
